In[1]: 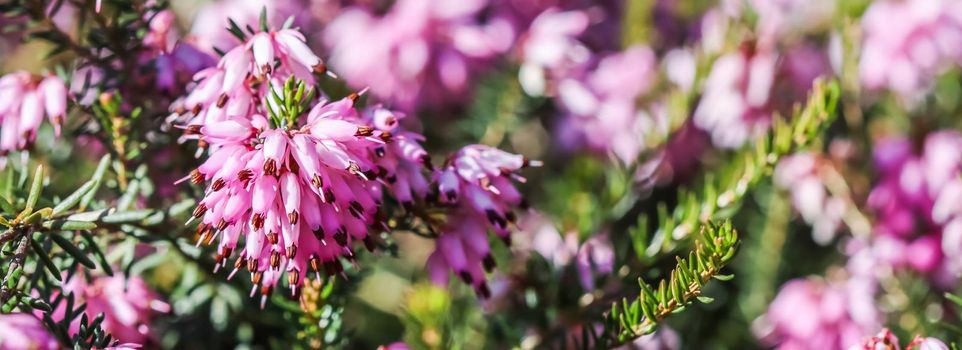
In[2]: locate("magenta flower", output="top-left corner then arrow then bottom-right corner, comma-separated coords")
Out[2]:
0,71 -> 68,159
907,336 -> 951,350
362,105 -> 431,206
865,133 -> 962,277
426,145 -> 539,296
516,8 -> 592,97
188,97 -> 388,301
759,277 -> 880,350
575,233 -> 614,291
175,26 -> 324,133
52,274 -> 170,345
849,329 -> 949,350
555,46 -> 658,164
0,313 -> 59,350
693,44 -> 778,148
190,0 -> 315,53
324,0 -> 515,110
860,0 -> 962,97
774,153 -> 847,244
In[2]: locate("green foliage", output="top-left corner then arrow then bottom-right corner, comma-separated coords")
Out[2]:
602,221 -> 739,345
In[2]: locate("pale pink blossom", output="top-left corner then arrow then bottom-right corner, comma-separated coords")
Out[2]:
0,71 -> 69,159
860,0 -> 962,96
0,313 -> 59,350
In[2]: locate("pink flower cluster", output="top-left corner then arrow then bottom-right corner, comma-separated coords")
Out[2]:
189,97 -> 392,301
174,24 -> 533,300
849,329 -> 948,350
53,274 -> 170,345
324,0 -> 515,111
426,145 -> 539,297
175,26 -> 325,131
865,133 -> 962,276
0,72 -> 68,158
555,46 -> 658,164
759,276 -> 881,350
0,313 -> 59,350
860,0 -> 962,96
774,152 -> 847,244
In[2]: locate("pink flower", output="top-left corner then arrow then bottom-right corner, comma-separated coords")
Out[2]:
774,153 -> 847,244
0,71 -> 69,159
0,313 -> 59,350
575,233 -> 614,291
555,46 -> 658,164
189,0 -> 315,53
188,96 -> 390,302
695,41 -> 830,148
860,0 -> 962,97
51,274 -> 170,345
362,106 -> 431,206
324,0 -> 515,110
694,45 -> 778,148
426,145 -> 539,296
759,277 -> 880,350
173,26 -> 324,133
907,336 -> 950,350
849,329 -> 949,350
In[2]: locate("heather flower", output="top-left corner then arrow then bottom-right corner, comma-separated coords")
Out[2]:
759,276 -> 881,350
174,26 -> 324,132
52,274 -> 170,345
615,326 -> 681,350
555,46 -> 658,164
426,145 -> 539,296
362,105 -> 431,207
188,95 -> 389,301
694,41 -> 830,148
0,313 -> 59,350
324,0 -> 516,110
867,133 -> 962,276
848,329 -> 949,350
0,71 -> 69,158
775,152 -> 847,244
575,233 -> 614,291
190,0 -> 315,53
517,8 -> 592,97
907,337 -> 950,350
693,44 -> 778,148
860,0 -> 962,97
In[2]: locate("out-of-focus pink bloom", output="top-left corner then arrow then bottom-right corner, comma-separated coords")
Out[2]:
867,133 -> 962,277
190,0 -> 314,53
517,8 -> 592,97
325,0 -> 515,110
860,0 -> 962,97
378,342 -> 411,350
694,45 -> 777,148
848,328 -> 900,350
0,71 -> 69,160
575,233 -> 614,291
774,153 -> 847,244
0,313 -> 59,350
743,0 -> 835,45
53,274 -> 170,345
907,336 -> 950,350
555,46 -> 658,164
426,145 -> 539,297
614,326 -> 681,350
848,329 -> 949,350
140,9 -> 216,96
513,212 -> 579,267
759,277 -> 880,350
